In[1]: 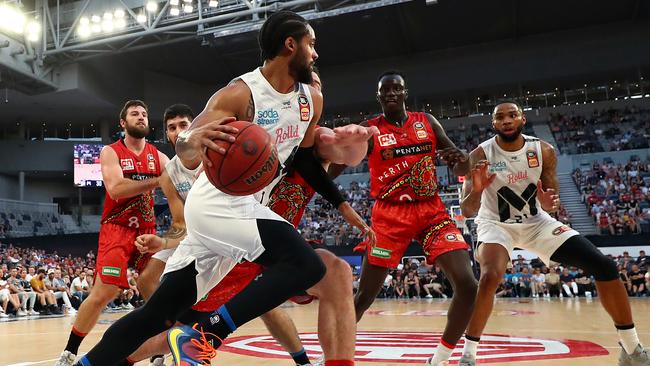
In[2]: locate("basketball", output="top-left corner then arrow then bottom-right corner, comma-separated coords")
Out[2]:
204,120 -> 279,196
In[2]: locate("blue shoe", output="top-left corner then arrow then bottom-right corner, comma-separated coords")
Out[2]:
167,324 -> 218,366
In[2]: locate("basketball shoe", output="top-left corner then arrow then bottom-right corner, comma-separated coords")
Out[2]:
619,343 -> 650,366
54,350 -> 76,366
167,324 -> 218,366
457,353 -> 476,366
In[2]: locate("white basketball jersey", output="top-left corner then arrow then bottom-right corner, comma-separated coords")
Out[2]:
476,134 -> 550,224
165,156 -> 202,201
186,67 -> 314,214
239,67 -> 314,205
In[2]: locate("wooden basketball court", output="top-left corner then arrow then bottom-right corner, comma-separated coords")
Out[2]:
1,298 -> 648,366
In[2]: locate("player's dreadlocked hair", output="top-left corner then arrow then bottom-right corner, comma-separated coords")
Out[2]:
258,11 -> 310,61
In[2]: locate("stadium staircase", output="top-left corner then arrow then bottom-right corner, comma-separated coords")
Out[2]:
557,173 -> 597,235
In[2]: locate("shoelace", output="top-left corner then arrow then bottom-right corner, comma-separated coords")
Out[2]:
188,323 -> 220,364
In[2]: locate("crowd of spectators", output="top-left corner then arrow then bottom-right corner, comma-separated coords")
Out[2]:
0,243 -> 142,319
490,251 -> 649,299
550,106 -> 650,154
573,156 -> 650,234
364,250 -> 650,301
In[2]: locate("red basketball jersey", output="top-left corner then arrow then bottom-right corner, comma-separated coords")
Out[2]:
368,111 -> 439,202
101,140 -> 162,229
267,170 -> 316,227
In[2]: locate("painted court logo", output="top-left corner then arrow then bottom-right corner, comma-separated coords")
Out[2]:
221,331 -> 608,363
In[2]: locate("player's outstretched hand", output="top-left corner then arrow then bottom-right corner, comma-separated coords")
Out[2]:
537,180 -> 560,212
338,201 -> 376,247
318,124 -> 380,146
471,160 -> 496,193
178,117 -> 238,167
437,147 -> 468,167
135,234 -> 164,254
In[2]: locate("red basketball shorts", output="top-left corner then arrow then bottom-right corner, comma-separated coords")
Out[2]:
96,223 -> 154,289
191,261 -> 263,312
356,197 -> 468,268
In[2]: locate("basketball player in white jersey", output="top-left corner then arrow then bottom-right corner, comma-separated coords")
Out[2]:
73,11 -> 372,366
457,102 -> 649,366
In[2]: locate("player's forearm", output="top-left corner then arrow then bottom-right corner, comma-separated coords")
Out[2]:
451,158 -> 471,177
108,177 -> 159,200
316,143 -> 367,167
175,130 -> 202,170
161,224 -> 187,250
460,189 -> 482,218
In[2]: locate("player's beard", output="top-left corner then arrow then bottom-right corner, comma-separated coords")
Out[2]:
496,124 -> 523,142
290,48 -> 313,85
125,123 -> 150,139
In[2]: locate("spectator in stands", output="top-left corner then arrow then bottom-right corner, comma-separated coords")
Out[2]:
7,268 -> 32,316
513,255 -> 529,273
404,270 -> 421,299
422,271 -> 447,299
0,277 -> 21,317
629,265 -> 647,297
516,267 -> 532,298
574,269 -> 596,296
495,278 -> 513,298
31,268 -> 61,315
45,269 -> 76,314
545,267 -> 561,297
394,275 -> 405,298
637,250 -> 649,271
531,268 -> 547,298
380,272 -> 394,298
71,271 -> 90,302
560,267 -> 579,298
619,265 -> 632,296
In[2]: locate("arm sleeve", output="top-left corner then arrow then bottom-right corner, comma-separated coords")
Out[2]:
292,146 -> 345,207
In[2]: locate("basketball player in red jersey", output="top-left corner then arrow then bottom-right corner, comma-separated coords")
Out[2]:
55,100 -> 169,366
353,71 -> 478,366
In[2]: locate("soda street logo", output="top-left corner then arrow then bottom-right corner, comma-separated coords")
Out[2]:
221,331 -> 608,363
257,109 -> 280,125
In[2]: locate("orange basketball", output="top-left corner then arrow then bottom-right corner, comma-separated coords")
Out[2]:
204,120 -> 279,196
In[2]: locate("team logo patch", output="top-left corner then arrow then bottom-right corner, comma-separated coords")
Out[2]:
378,133 -> 397,147
300,107 -> 310,122
298,95 -> 308,106
147,153 -> 155,161
552,225 -> 572,236
445,233 -> 464,242
413,121 -> 428,140
370,247 -> 392,258
221,331 -> 608,363
148,161 -> 156,171
526,150 -> 539,168
120,158 -> 134,171
101,266 -> 121,277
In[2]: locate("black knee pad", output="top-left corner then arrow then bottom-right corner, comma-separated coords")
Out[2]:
550,235 -> 619,282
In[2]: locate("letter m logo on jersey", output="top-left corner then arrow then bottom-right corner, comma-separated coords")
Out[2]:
497,183 -> 538,222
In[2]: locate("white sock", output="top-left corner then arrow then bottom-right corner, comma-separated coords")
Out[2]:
429,343 -> 454,365
463,338 -> 479,357
618,327 -> 641,354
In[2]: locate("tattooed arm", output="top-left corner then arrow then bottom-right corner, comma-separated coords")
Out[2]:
134,171 -> 187,253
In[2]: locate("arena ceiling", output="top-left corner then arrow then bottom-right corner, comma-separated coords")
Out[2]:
1,0 -> 649,125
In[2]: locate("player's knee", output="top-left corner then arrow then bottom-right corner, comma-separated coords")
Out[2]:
296,251 -> 326,289
591,254 -> 619,282
479,268 -> 502,289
